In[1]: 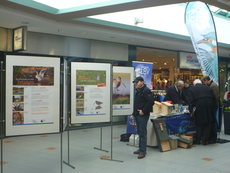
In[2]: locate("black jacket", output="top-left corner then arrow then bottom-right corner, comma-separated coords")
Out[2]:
188,83 -> 216,125
132,84 -> 154,117
163,85 -> 188,104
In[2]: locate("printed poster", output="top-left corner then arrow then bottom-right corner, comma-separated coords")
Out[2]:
112,66 -> 134,116
71,62 -> 111,124
6,55 -> 60,136
76,70 -> 106,116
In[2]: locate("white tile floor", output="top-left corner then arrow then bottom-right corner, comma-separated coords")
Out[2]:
1,122 -> 230,173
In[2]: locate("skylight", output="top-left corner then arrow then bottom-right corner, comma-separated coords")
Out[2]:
33,0 -> 109,9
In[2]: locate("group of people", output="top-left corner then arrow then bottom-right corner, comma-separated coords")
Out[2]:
130,75 -> 219,159
163,76 -> 219,145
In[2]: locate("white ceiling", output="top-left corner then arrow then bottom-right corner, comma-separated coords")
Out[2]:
0,0 -> 230,59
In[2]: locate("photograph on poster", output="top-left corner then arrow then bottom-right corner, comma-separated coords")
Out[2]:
13,112 -> 24,125
76,108 -> 84,115
13,95 -> 24,102
13,87 -> 24,95
12,103 -> 24,111
76,86 -> 84,91
13,66 -> 54,86
113,73 -> 130,104
76,92 -> 84,99
76,70 -> 106,85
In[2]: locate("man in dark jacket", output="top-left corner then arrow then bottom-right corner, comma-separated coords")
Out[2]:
201,76 -> 219,143
183,80 -> 194,105
164,80 -> 188,104
130,76 -> 154,159
189,79 -> 216,145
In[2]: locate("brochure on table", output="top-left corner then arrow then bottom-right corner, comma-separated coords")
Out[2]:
71,62 -> 111,124
5,55 -> 60,136
112,66 -> 134,116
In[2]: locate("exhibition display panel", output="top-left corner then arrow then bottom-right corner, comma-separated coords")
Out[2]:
71,62 -> 112,124
5,55 -> 60,136
112,66 -> 134,116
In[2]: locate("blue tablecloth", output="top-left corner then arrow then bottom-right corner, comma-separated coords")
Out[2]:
164,113 -> 196,135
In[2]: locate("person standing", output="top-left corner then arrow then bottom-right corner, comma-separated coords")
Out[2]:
163,80 -> 188,104
183,80 -> 194,105
202,76 -> 219,143
189,79 -> 216,145
130,76 -> 154,159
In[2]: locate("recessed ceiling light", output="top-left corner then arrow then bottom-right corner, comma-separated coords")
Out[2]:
164,63 -> 167,65
142,59 -> 145,61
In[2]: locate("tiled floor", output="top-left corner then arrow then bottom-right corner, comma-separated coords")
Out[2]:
1,121 -> 230,173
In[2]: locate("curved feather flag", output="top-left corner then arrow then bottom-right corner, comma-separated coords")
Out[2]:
185,1 -> 219,85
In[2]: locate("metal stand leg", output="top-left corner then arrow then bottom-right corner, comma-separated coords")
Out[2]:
127,120 -> 138,147
94,126 -> 108,152
101,118 -> 123,162
63,130 -> 75,169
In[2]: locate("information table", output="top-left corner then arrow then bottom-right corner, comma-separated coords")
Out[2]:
147,113 -> 196,146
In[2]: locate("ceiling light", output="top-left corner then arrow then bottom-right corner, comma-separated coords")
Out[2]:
142,59 -> 145,61
164,63 -> 167,65
172,59 -> 175,61
159,67 -> 161,69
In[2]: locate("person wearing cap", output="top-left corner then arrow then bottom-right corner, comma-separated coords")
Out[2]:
130,76 -> 154,159
188,79 -> 216,145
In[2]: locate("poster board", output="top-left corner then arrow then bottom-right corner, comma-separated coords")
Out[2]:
5,55 -> 60,136
112,66 -> 134,116
71,62 -> 111,124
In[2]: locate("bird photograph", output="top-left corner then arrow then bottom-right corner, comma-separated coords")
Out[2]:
13,66 -> 54,86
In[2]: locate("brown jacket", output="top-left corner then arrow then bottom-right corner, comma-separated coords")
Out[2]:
209,80 -> 219,106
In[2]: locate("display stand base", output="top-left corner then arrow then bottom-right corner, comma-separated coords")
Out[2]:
63,161 -> 75,169
101,158 -> 123,162
94,147 -> 109,152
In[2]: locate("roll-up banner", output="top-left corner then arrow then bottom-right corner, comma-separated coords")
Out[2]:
185,1 -> 219,85
132,61 -> 153,88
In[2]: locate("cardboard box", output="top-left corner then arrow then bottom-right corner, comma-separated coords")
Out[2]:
153,101 -> 162,114
161,102 -> 173,115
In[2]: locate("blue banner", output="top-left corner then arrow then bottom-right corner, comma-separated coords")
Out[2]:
185,1 -> 219,85
132,61 -> 153,88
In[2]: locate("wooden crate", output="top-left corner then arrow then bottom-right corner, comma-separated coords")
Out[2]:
161,102 -> 173,115
153,101 -> 162,114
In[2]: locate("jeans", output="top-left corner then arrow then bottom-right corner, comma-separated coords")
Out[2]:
135,115 -> 149,155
